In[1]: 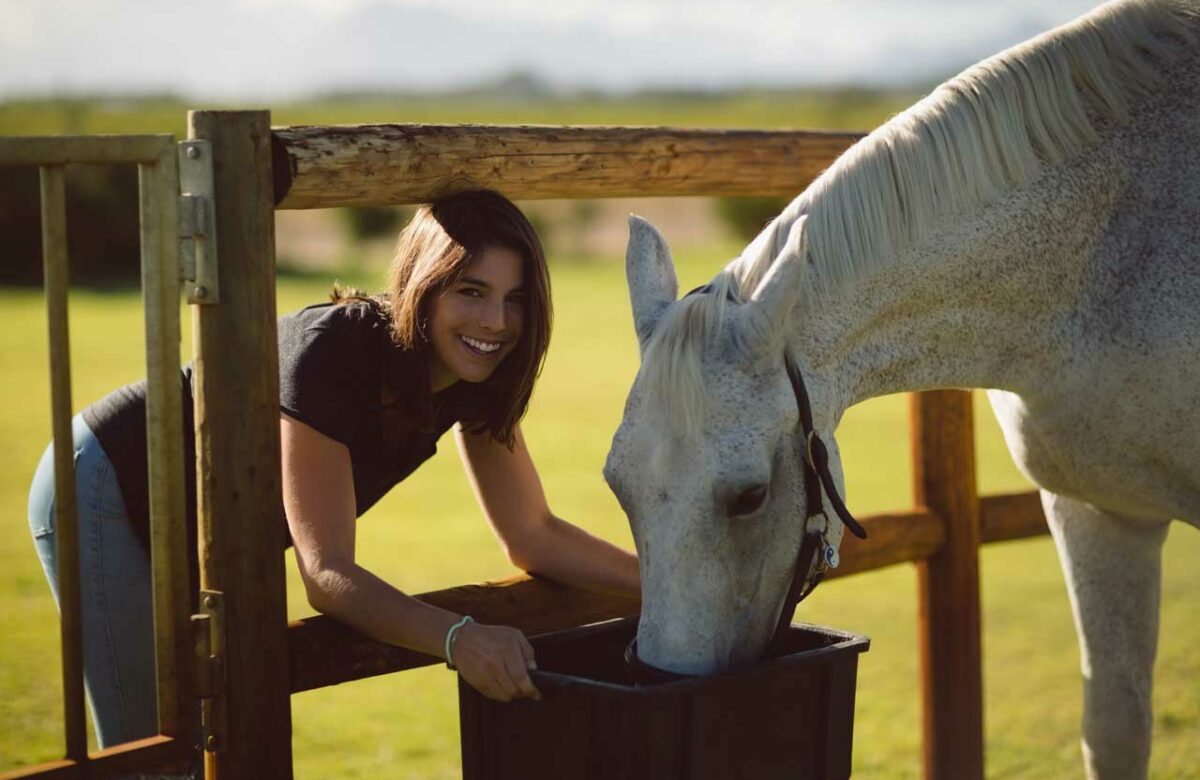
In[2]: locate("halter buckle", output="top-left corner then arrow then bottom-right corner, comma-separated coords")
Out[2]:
805,430 -> 818,468
822,537 -> 840,569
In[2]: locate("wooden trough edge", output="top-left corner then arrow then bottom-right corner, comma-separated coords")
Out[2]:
270,124 -> 865,210
289,507 -> 940,693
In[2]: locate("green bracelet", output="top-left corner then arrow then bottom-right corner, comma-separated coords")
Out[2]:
445,615 -> 474,670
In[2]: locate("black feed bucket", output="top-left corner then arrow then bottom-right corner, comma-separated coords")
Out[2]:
459,617 -> 869,780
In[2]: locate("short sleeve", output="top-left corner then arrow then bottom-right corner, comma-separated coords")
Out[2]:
279,324 -> 372,446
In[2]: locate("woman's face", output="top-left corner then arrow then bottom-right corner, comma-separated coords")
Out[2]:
428,246 -> 526,390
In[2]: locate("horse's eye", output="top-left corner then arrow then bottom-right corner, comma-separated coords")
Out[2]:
727,483 -> 769,518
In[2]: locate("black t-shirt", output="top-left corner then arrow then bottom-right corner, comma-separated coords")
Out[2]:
82,300 -> 472,570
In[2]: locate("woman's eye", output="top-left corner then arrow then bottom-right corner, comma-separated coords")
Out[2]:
458,287 -> 483,298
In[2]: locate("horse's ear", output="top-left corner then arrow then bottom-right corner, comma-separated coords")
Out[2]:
747,215 -> 808,347
626,215 -> 679,347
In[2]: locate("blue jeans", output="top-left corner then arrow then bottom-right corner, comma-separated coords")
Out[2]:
28,415 -> 193,777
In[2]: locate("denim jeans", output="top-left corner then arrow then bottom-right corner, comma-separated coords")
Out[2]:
28,414 -> 193,778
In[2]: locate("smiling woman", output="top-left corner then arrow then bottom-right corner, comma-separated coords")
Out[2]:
25,188 -> 641,771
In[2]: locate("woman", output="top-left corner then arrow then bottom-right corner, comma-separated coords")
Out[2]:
28,189 -> 640,755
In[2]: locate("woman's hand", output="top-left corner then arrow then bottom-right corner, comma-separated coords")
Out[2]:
450,621 -> 541,703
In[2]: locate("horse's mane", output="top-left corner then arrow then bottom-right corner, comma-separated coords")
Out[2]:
643,0 -> 1198,434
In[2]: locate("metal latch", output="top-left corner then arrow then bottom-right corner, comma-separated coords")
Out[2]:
178,140 -> 219,305
192,589 -> 226,753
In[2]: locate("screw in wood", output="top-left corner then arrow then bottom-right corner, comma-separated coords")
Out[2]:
187,146 -> 201,160
206,735 -> 219,751
194,286 -> 208,300
204,594 -> 216,609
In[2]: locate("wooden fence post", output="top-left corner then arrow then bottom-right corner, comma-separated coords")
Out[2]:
911,390 -> 984,780
190,110 -> 292,779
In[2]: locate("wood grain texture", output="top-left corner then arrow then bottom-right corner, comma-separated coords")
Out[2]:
272,124 -> 864,209
911,391 -> 985,780
980,491 -> 1047,543
138,152 -> 195,744
39,164 -> 88,763
0,736 -> 185,780
0,135 -> 172,166
190,110 -> 292,779
827,509 -> 944,580
289,576 -> 640,693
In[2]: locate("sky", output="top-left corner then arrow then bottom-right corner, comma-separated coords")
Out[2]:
0,0 -> 1106,99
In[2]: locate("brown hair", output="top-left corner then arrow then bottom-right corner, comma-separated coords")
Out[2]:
335,190 -> 551,447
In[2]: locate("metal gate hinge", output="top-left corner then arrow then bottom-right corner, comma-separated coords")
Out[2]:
178,140 -> 219,305
192,588 -> 226,753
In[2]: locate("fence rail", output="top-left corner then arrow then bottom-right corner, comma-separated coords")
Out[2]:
287,493 -> 1046,694
271,124 -> 865,208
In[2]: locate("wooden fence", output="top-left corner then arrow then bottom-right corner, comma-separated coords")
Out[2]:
4,110 -> 1050,780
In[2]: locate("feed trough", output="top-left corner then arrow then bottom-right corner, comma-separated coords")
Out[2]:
459,616 -> 869,780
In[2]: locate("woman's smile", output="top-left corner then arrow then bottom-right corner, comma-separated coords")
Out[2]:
460,335 -> 504,357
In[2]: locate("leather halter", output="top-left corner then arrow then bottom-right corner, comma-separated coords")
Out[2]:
624,285 -> 868,684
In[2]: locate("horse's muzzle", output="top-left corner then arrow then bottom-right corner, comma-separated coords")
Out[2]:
623,637 -> 699,686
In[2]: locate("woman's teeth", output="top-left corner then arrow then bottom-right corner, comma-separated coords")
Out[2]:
462,336 -> 501,354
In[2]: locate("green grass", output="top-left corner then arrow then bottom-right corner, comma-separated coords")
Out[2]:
0,90 -> 916,137
1,247 -> 1197,779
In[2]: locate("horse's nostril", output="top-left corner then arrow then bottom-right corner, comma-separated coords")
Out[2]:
728,483 -> 769,517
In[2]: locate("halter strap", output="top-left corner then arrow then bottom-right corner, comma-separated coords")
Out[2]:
783,352 -> 867,540
767,353 -> 866,653
625,284 -> 867,681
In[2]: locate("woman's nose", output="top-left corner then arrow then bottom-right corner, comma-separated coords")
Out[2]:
479,298 -> 506,332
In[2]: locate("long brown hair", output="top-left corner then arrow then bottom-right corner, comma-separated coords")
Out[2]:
337,190 -> 551,447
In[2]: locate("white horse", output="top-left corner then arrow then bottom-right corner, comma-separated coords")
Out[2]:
603,1 -> 1199,777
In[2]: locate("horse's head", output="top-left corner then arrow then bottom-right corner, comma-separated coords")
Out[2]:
605,215 -> 852,676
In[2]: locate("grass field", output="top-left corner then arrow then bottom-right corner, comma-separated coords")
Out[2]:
0,243 -> 1196,779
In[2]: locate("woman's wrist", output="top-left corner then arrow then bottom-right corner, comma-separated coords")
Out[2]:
444,615 -> 475,669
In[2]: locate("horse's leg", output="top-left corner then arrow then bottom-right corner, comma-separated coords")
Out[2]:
1040,490 -> 1169,780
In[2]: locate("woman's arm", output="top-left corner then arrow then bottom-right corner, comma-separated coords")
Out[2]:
281,413 -> 540,701
455,423 -> 641,597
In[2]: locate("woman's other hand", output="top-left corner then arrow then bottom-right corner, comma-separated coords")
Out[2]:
451,622 -> 541,703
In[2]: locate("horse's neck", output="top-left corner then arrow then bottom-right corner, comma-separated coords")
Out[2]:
797,135 -> 1126,418
794,41 -> 1200,425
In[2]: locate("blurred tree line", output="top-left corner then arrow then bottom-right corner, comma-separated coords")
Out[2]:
0,165 -> 141,285
714,197 -> 789,241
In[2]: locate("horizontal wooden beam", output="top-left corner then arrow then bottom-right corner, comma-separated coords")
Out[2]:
979,490 -> 1046,544
287,508 -> 938,693
287,499 -> 1049,694
0,135 -> 173,166
0,736 -> 187,780
828,509 -> 945,579
289,576 -> 641,693
271,124 -> 865,209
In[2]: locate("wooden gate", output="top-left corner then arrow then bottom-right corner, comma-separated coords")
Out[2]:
0,136 -> 196,778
